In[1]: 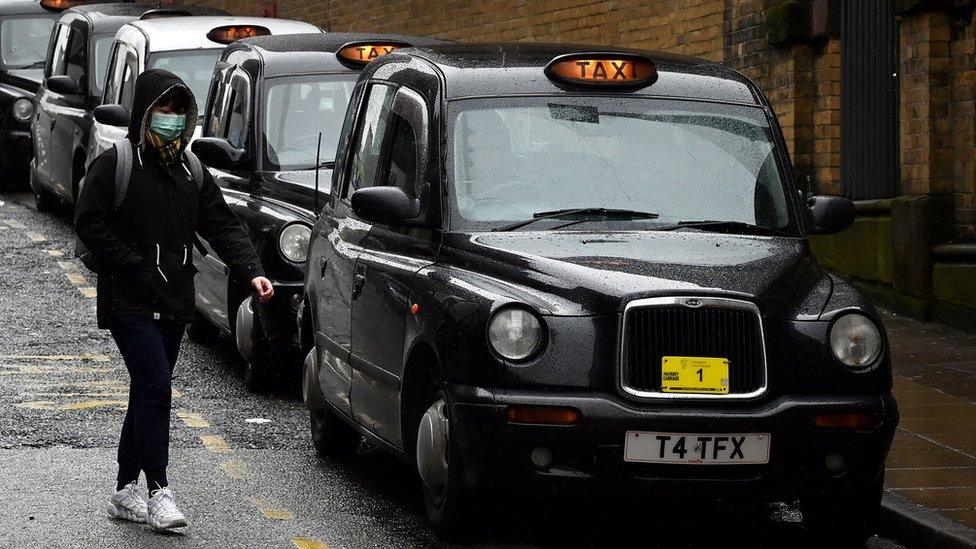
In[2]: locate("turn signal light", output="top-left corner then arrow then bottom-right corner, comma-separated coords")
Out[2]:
207,25 -> 271,44
813,412 -> 877,430
40,0 -> 85,10
505,405 -> 580,425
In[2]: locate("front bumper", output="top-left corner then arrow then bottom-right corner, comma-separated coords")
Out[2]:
0,128 -> 31,172
448,385 -> 898,501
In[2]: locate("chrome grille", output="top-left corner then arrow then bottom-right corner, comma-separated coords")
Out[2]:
620,297 -> 767,399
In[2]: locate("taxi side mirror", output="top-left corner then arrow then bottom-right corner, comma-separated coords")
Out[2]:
47,75 -> 83,96
806,195 -> 855,235
93,104 -> 130,127
191,137 -> 245,171
351,186 -> 421,226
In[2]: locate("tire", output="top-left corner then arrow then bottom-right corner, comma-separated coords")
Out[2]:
417,389 -> 474,540
242,319 -> 274,392
187,309 -> 220,344
801,471 -> 884,548
309,406 -> 361,459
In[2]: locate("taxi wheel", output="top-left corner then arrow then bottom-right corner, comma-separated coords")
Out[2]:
32,177 -> 56,213
417,389 -> 473,540
242,339 -> 273,392
187,310 -> 219,344
800,471 -> 884,547
309,406 -> 361,459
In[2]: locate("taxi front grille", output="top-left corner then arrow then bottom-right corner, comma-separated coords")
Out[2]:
620,298 -> 767,399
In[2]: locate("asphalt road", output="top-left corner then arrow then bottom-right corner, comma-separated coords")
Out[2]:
0,192 -> 908,549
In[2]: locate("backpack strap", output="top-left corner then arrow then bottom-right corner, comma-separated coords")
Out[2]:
183,148 -> 205,191
112,141 -> 133,210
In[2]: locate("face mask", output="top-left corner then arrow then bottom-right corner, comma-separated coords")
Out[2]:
149,112 -> 186,141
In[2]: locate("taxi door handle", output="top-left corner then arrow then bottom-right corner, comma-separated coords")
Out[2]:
352,264 -> 366,300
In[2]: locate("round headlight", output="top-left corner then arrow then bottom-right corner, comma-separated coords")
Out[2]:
12,98 -> 33,122
487,307 -> 544,361
278,223 -> 311,263
829,313 -> 882,368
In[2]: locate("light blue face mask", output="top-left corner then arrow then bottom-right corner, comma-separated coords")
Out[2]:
149,112 -> 186,141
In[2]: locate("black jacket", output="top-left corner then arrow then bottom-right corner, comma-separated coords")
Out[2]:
76,69 -> 263,328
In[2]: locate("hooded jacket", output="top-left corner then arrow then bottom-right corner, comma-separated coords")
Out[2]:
75,69 -> 264,328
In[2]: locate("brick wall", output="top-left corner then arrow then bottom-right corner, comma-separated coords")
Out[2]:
174,0 -> 976,240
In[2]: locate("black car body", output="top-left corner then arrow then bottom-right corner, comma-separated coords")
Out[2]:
0,0 -> 115,186
300,42 -> 899,543
189,33 -> 447,390
28,3 -> 225,210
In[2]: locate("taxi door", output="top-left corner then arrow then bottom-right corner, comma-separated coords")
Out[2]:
32,23 -> 70,192
87,41 -> 137,167
349,86 -> 438,446
49,24 -> 89,200
312,82 -> 393,418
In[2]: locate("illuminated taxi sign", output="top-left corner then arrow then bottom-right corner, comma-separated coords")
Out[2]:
40,0 -> 85,11
206,25 -> 272,45
545,53 -> 657,88
336,42 -> 409,67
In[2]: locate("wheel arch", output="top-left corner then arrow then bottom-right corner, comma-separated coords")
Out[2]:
399,339 -> 441,455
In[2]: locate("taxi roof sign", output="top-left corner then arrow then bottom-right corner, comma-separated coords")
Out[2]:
40,0 -> 85,11
545,53 -> 657,89
207,25 -> 271,45
336,41 -> 410,67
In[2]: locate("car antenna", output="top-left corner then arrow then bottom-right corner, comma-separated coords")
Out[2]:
314,131 -> 322,216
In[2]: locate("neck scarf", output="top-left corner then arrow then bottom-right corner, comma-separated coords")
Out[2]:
145,129 -> 184,167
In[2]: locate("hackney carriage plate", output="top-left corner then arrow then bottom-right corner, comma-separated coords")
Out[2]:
624,431 -> 771,464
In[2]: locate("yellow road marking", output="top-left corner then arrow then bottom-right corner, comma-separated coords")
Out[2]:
57,261 -> 75,271
25,232 -> 46,243
0,354 -> 110,362
218,460 -> 247,479
5,220 -> 26,229
172,387 -> 182,398
47,249 -> 65,257
79,287 -> 97,298
291,538 -> 329,549
247,497 -> 294,520
200,435 -> 232,454
176,410 -> 210,428
66,272 -> 88,286
18,399 -> 127,411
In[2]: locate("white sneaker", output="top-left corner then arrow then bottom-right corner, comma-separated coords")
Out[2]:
146,487 -> 187,531
107,482 -> 148,523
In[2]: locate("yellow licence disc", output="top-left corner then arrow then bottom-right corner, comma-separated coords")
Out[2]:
661,356 -> 730,394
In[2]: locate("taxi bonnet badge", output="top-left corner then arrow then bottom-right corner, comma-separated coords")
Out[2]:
682,298 -> 703,308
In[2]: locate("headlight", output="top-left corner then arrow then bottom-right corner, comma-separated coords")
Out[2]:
11,98 -> 33,122
278,223 -> 311,263
829,313 -> 882,368
487,307 -> 544,361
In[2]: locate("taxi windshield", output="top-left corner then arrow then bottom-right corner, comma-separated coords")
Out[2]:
148,49 -> 222,116
448,97 -> 794,233
0,16 -> 56,69
262,74 -> 357,171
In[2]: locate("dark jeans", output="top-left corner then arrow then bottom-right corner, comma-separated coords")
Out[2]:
109,316 -> 185,492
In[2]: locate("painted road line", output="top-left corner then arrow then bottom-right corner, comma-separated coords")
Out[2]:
0,354 -> 110,362
291,538 -> 329,549
79,287 -> 97,298
247,497 -> 294,521
176,410 -> 210,428
171,387 -> 182,398
4,219 -> 26,229
17,399 -> 127,411
46,249 -> 65,257
65,272 -> 88,286
25,232 -> 46,243
218,460 -> 247,480
57,260 -> 75,271
200,435 -> 232,454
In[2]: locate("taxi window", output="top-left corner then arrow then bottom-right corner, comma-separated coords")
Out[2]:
448,97 -> 792,232
148,49 -> 222,116
381,113 -> 419,198
224,73 -> 249,149
344,83 -> 395,200
0,16 -> 56,69
90,34 -> 114,95
118,51 -> 137,111
64,28 -> 86,84
47,25 -> 70,77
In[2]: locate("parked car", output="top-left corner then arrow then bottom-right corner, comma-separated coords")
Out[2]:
188,33 -> 445,390
0,0 -> 118,188
299,42 -> 899,544
28,3 -> 226,211
86,15 -> 321,172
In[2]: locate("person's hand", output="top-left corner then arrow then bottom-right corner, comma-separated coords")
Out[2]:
251,276 -> 274,302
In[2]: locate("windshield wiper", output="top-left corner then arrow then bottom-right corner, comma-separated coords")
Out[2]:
493,207 -> 659,232
298,160 -> 335,171
656,220 -> 792,237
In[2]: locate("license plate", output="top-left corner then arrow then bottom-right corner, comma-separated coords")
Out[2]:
624,431 -> 771,464
661,356 -> 729,394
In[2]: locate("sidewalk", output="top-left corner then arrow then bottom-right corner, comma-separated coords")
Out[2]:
882,312 -> 976,535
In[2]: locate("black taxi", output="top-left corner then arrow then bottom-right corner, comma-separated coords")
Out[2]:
0,0 -> 114,187
299,43 -> 898,543
188,33 -> 446,390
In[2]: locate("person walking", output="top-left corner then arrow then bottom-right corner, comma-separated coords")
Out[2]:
75,69 -> 274,531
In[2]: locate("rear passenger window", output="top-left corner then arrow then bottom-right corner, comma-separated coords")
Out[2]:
344,83 -> 395,199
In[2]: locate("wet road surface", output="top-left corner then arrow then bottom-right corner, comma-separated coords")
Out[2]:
0,192 -> 907,548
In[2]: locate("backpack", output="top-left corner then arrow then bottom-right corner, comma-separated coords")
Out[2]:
74,141 -> 206,273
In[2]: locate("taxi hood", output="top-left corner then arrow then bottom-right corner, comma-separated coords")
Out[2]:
441,230 -> 830,319
1,68 -> 43,93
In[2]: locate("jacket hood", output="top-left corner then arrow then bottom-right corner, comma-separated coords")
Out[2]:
441,230 -> 830,318
127,68 -> 198,149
